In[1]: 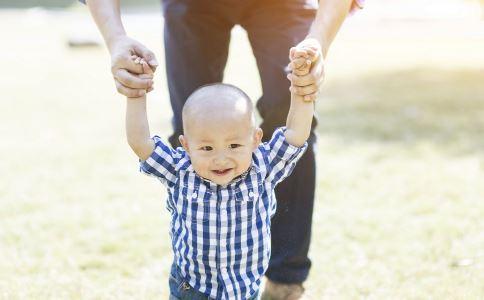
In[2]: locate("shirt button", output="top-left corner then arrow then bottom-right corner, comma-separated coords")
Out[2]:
248,191 -> 254,198
191,192 -> 198,199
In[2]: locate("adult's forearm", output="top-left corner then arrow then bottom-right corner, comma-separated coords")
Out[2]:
306,0 -> 353,57
86,0 -> 126,51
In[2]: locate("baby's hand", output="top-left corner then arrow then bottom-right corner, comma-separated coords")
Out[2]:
288,47 -> 318,102
288,45 -> 318,76
287,39 -> 323,102
131,55 -> 154,92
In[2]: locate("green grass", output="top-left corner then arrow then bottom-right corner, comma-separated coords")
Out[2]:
310,67 -> 484,298
0,8 -> 483,300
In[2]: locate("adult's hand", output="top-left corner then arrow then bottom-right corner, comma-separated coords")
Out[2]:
287,38 -> 325,102
109,35 -> 158,98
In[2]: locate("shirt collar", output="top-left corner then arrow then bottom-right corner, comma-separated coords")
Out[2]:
186,161 -> 260,189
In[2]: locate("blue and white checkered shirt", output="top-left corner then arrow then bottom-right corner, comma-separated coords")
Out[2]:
140,127 -> 307,300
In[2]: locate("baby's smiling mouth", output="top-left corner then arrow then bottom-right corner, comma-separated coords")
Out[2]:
212,168 -> 233,176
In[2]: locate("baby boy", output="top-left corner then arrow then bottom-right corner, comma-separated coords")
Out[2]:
125,51 -> 316,299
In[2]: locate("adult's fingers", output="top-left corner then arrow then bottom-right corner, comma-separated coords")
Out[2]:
134,44 -> 159,72
115,80 -> 146,98
292,67 -> 311,76
111,53 -> 144,75
141,62 -> 155,93
303,92 -> 318,102
290,83 -> 318,96
141,61 -> 154,76
289,47 -> 296,60
114,69 -> 153,90
310,57 -> 325,85
290,49 -> 309,60
287,73 -> 316,87
290,57 -> 310,70
289,47 -> 308,60
305,48 -> 319,62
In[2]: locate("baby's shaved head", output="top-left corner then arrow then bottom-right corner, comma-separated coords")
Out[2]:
182,83 -> 255,135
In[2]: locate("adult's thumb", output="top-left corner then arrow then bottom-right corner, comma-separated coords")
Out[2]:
134,44 -> 159,69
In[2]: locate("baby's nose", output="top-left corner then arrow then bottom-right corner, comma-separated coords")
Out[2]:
213,153 -> 229,165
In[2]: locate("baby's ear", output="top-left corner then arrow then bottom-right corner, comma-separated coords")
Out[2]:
179,135 -> 189,151
253,128 -> 263,149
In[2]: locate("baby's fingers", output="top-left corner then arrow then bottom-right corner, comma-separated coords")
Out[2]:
289,47 -> 306,60
289,57 -> 308,70
289,47 -> 309,59
305,48 -> 319,62
141,61 -> 154,76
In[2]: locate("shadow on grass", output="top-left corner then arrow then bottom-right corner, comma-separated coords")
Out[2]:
318,67 -> 484,155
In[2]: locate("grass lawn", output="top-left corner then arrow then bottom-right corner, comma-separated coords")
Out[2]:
0,6 -> 483,299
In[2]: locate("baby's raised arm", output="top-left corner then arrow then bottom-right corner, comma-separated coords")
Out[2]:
284,51 -> 316,147
125,58 -> 155,160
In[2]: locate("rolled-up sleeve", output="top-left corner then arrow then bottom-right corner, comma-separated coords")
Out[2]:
263,127 -> 308,186
140,136 -> 180,187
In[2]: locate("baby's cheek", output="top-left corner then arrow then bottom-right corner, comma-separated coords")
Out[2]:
191,158 -> 209,175
238,153 -> 253,170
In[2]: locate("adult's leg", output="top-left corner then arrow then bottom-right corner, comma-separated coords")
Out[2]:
162,0 -> 235,147
241,0 -> 318,284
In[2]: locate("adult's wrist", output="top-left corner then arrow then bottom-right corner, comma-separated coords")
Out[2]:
305,33 -> 328,58
106,33 -> 128,53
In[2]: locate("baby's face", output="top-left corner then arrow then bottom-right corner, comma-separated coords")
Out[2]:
180,115 -> 262,186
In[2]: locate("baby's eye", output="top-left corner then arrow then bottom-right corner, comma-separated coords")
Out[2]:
229,144 -> 242,149
200,146 -> 213,151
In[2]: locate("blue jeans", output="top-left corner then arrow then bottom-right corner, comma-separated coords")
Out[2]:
169,263 -> 259,300
162,0 -> 317,284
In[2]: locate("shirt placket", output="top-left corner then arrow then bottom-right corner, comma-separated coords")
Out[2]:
216,187 -> 233,299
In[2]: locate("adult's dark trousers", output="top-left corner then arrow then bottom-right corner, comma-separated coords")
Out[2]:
162,0 -> 317,284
